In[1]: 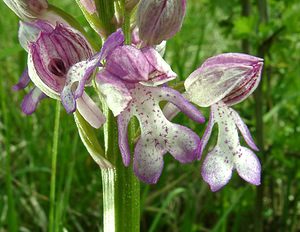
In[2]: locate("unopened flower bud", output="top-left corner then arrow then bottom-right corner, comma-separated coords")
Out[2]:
3,0 -> 48,21
137,0 -> 186,45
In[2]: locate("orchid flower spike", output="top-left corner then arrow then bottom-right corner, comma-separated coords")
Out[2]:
3,0 -> 48,21
185,53 -> 263,191
94,29 -> 205,184
14,20 -> 104,128
137,0 -> 186,45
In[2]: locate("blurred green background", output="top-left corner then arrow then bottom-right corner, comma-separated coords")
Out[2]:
1,0 -> 300,231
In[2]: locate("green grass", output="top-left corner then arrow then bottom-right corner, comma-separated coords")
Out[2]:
1,0 -> 300,231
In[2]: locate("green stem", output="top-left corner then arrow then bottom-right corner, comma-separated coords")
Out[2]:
102,107 -> 140,232
48,101 -> 61,232
99,2 -> 140,231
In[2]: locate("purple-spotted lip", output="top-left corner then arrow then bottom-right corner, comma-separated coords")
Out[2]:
223,61 -> 263,105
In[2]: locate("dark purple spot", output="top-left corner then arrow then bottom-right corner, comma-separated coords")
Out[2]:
48,58 -> 67,77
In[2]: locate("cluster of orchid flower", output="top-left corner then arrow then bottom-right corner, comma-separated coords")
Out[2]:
4,0 -> 263,191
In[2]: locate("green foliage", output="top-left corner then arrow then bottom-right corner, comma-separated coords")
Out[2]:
1,0 -> 300,231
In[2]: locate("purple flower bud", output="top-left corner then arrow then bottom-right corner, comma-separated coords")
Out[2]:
3,0 -> 48,21
137,0 -> 186,45
185,53 -> 263,107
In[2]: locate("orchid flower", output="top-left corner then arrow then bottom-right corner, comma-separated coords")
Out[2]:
137,0 -> 186,45
14,20 -> 104,128
184,53 -> 263,191
93,30 -> 205,184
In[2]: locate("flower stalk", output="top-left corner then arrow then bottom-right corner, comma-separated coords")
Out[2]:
100,3 -> 140,231
48,101 -> 61,232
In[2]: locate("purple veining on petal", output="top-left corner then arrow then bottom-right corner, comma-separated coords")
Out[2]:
18,20 -> 53,51
105,45 -> 150,83
96,69 -> 132,116
13,68 -> 31,91
118,84 -> 200,184
185,64 -> 253,107
21,87 -> 47,115
185,53 -> 263,107
223,61 -> 263,105
29,23 -> 92,95
230,108 -> 259,151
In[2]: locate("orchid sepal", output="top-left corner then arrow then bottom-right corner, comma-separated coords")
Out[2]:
185,53 -> 263,107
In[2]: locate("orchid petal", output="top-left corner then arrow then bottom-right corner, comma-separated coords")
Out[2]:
154,40 -> 167,57
118,112 -> 131,166
185,53 -> 263,107
162,102 -> 180,121
157,87 -> 205,123
199,108 -> 215,159
18,21 -> 53,51
201,102 -> 261,191
140,47 -> 176,86
118,84 -> 200,184
185,64 -> 253,107
223,62 -> 263,105
99,29 -> 124,59
28,23 -> 92,101
13,68 -> 30,91
106,45 -> 150,83
27,52 -> 59,99
133,136 -> 165,184
76,92 -> 106,129
201,53 -> 263,69
230,108 -> 259,151
235,147 -> 261,185
201,146 -> 234,192
96,70 -> 132,116
61,58 -> 100,113
21,87 -> 47,115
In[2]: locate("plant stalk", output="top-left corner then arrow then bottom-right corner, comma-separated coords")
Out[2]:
102,106 -> 140,232
48,101 -> 61,232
